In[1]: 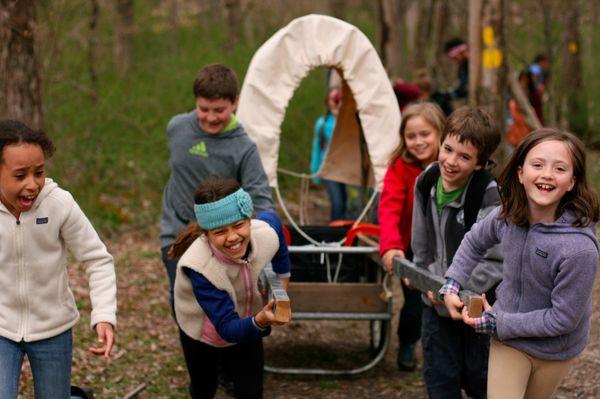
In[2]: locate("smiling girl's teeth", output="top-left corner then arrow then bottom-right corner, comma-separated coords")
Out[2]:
537,184 -> 554,190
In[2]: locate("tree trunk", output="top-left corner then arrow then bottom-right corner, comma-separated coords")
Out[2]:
169,0 -> 178,55
329,0 -> 347,20
89,0 -> 99,104
469,0 -> 508,167
114,0 -> 134,75
378,0 -> 407,79
430,0 -> 452,86
468,0 -> 482,106
405,1 -> 419,74
561,1 -> 588,137
0,0 -> 44,129
410,0 -> 434,74
538,0 -> 557,126
224,0 -> 242,54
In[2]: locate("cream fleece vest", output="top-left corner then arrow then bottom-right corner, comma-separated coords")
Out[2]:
174,219 -> 279,346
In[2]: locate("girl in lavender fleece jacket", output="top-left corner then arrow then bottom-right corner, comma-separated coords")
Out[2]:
441,128 -> 599,399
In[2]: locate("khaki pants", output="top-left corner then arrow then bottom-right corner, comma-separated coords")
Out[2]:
488,338 -> 576,399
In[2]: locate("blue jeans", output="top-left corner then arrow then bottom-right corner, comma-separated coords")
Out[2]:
0,329 -> 72,399
421,306 -> 489,399
324,180 -> 347,221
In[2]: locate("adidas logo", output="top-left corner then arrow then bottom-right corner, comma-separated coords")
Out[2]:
189,141 -> 208,157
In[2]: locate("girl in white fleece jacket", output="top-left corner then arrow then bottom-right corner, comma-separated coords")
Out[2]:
0,120 -> 117,398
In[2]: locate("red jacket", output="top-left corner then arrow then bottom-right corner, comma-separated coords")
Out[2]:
378,157 -> 422,256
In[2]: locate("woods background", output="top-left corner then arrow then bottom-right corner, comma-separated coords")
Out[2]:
0,0 -> 598,235
1,1 -> 599,398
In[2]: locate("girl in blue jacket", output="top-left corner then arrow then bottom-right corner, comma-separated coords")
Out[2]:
309,87 -> 347,221
169,177 -> 290,399
441,128 -> 599,399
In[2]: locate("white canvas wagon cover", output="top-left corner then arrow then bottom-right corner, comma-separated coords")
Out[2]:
237,14 -> 400,190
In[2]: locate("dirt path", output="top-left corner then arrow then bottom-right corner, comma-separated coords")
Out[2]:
18,221 -> 600,398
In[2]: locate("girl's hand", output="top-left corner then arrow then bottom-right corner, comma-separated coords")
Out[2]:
444,293 -> 464,320
461,293 -> 492,327
89,322 -> 115,358
255,300 -> 287,328
382,249 -> 405,275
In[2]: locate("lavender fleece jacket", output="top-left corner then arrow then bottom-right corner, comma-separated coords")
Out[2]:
446,206 -> 599,360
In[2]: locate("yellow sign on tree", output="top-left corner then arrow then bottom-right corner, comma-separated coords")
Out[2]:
482,26 -> 503,69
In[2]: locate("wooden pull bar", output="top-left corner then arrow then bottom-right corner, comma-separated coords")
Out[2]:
467,296 -> 484,318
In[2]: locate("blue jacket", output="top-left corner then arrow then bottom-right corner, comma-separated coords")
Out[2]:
310,113 -> 336,183
446,207 -> 599,360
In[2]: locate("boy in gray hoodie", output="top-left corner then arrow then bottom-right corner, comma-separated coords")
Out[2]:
410,107 -> 503,399
160,64 -> 286,303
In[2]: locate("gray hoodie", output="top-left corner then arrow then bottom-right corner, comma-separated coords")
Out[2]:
411,164 -> 503,315
160,111 -> 274,249
447,206 -> 599,360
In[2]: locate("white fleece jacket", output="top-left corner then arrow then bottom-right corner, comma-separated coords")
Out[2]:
175,219 -> 278,345
0,178 -> 117,342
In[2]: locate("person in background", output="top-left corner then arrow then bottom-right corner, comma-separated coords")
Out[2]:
392,80 -> 421,112
444,38 -> 469,101
414,70 -> 454,116
310,87 -> 347,221
529,53 -> 550,94
507,69 -> 543,148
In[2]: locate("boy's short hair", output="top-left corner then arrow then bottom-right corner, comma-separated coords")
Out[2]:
193,64 -> 238,101
441,106 -> 501,166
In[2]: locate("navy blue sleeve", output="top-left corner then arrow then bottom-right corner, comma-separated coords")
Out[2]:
185,268 -> 270,343
256,210 -> 291,276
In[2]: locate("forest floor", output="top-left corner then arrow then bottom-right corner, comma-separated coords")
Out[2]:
17,186 -> 600,398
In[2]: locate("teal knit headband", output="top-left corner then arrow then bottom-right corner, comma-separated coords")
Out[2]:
194,188 -> 254,230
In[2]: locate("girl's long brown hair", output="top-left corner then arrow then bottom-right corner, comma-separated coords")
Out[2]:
498,128 -> 599,227
388,102 -> 445,165
168,177 -> 241,259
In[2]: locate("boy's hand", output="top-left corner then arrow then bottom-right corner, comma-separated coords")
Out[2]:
443,293 -> 464,319
89,322 -> 115,358
402,277 -> 414,289
427,290 -> 443,306
255,300 -> 287,328
382,249 -> 405,275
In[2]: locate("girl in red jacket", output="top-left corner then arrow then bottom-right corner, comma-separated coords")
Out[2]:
378,102 -> 445,370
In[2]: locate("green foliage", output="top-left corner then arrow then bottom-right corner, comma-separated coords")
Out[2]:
39,1 -> 377,234
37,1 -> 599,235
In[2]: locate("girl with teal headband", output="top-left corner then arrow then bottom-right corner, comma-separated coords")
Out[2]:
169,177 -> 289,398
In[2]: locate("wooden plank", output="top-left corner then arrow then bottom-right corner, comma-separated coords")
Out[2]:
287,282 -> 387,313
467,296 -> 484,318
262,268 -> 291,323
393,256 -> 483,315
